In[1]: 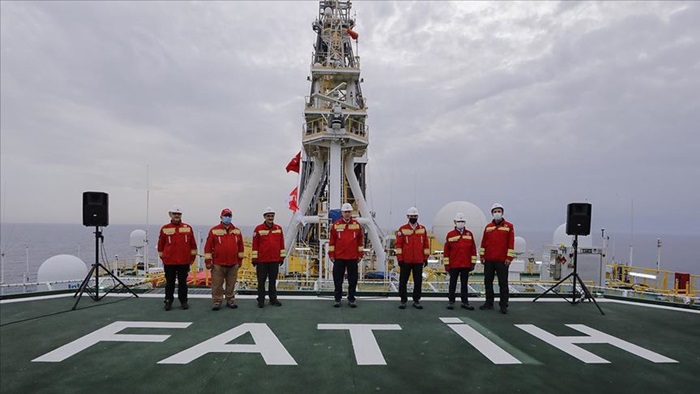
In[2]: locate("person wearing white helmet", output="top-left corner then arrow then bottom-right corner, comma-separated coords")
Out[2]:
479,203 -> 515,314
395,206 -> 430,309
328,202 -> 363,308
252,207 -> 286,308
443,213 -> 477,310
157,205 -> 198,311
204,208 -> 245,311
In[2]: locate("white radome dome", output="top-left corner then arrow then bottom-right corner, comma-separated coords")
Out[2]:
432,201 -> 487,247
515,236 -> 527,254
37,255 -> 88,282
553,223 -> 592,247
130,229 -> 147,248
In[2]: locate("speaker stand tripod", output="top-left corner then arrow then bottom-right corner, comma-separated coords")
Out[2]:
533,235 -> 604,315
73,226 -> 138,310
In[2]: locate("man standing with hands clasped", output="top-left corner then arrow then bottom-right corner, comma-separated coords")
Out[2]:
204,208 -> 244,311
443,212 -> 477,310
157,206 -> 198,311
395,207 -> 430,310
328,203 -> 364,308
252,207 -> 286,308
480,203 -> 515,314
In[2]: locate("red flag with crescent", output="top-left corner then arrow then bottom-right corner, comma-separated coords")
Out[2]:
285,151 -> 301,173
288,186 -> 299,212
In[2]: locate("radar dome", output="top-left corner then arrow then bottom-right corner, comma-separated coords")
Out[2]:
553,223 -> 592,248
130,229 -> 147,248
515,236 -> 527,254
432,201 -> 487,247
37,255 -> 88,282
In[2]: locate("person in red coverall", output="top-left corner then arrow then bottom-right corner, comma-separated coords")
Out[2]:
480,203 -> 516,314
328,203 -> 364,308
395,207 -> 430,310
443,213 -> 477,310
157,205 -> 198,311
252,207 -> 286,308
204,208 -> 245,311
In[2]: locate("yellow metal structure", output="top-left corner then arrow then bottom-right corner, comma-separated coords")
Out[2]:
607,263 -> 697,297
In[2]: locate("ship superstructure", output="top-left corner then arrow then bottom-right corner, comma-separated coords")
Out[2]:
285,1 -> 387,276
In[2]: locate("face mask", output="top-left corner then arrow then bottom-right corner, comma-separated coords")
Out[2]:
456,222 -> 465,230
493,212 -> 503,221
409,218 -> 418,224
222,216 -> 232,225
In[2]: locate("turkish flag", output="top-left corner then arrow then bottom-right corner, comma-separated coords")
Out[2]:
285,151 -> 301,173
288,186 -> 299,212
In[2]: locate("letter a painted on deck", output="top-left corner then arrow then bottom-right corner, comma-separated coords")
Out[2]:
158,323 -> 297,365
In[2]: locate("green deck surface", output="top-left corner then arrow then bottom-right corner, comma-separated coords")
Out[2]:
1,295 -> 698,393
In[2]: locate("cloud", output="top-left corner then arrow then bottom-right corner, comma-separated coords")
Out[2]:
1,1 -> 698,239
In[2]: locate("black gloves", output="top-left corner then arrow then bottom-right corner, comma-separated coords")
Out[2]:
423,260 -> 428,267
279,261 -> 284,266
252,262 -> 257,267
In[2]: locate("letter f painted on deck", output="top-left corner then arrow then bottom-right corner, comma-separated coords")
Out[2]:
33,321 -> 192,362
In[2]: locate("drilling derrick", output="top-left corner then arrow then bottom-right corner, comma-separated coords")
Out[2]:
285,0 -> 387,277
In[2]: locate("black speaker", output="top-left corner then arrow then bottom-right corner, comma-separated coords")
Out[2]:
83,191 -> 109,227
566,203 -> 591,236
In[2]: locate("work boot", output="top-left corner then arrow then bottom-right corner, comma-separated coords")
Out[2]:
270,300 -> 282,307
333,301 -> 341,308
348,301 -> 357,308
226,302 -> 238,309
461,303 -> 475,311
412,302 -> 423,310
399,303 -> 407,309
500,306 -> 508,314
446,302 -> 454,310
212,303 -> 221,311
257,301 -> 264,308
163,300 -> 173,311
479,303 -> 494,310
180,301 -> 189,310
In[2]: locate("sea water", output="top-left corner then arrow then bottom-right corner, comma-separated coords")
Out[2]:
0,223 -> 253,284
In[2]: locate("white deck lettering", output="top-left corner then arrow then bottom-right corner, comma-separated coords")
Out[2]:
32,321 -> 191,362
32,320 -> 680,366
440,317 -> 521,364
317,324 -> 402,365
516,324 -> 678,364
158,323 -> 297,365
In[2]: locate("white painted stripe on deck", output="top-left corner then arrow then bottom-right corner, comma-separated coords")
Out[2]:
440,317 -> 463,324
515,324 -> 678,364
318,324 -> 401,365
446,323 -> 521,364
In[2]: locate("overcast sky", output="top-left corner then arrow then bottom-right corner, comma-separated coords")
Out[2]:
1,1 -> 699,237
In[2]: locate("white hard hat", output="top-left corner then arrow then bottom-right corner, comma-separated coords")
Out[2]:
262,207 -> 275,216
453,212 -> 466,222
490,203 -> 504,213
341,203 -> 353,212
169,205 -> 182,214
406,207 -> 419,216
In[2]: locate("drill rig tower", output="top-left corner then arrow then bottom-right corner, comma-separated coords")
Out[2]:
285,0 -> 387,275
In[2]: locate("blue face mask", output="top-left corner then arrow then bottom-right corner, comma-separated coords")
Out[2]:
222,216 -> 232,225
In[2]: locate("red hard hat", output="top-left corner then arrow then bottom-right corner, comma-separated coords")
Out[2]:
221,208 -> 232,216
